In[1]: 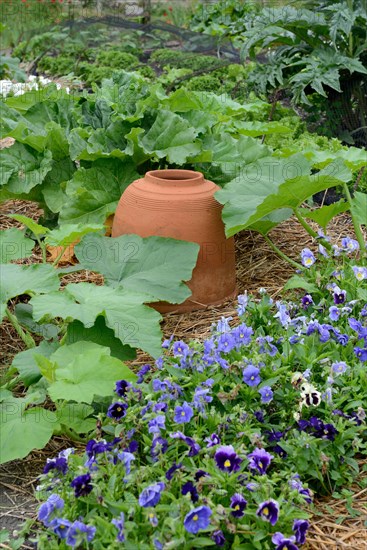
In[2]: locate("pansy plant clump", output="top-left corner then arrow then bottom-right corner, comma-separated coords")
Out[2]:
34,234 -> 366,549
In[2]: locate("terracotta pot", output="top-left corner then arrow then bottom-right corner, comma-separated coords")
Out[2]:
112,169 -> 237,312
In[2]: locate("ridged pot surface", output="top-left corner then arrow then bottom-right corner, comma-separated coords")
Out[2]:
112,169 -> 237,312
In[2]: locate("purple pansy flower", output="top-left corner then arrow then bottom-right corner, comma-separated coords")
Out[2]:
43,456 -> 68,476
184,506 -> 212,534
139,482 -> 165,507
51,518 -> 72,539
151,436 -> 168,459
354,346 -> 367,361
332,361 -> 348,375
301,294 -> 313,308
115,380 -> 131,397
66,521 -> 96,548
301,248 -> 315,267
111,512 -> 125,542
38,494 -> 64,527
107,402 -> 128,420
230,493 -> 247,517
117,451 -> 135,475
172,341 -> 189,357
256,499 -> 279,525
165,462 -> 182,481
171,432 -> 201,456
174,402 -> 194,423
341,237 -> 359,252
329,306 -> 340,322
243,365 -> 261,387
237,293 -> 248,315
148,415 -> 166,434
259,386 -> 273,403
333,286 -> 346,304
352,266 -> 367,281
272,532 -> 299,550
205,433 -> 221,447
212,530 -> 225,546
232,323 -> 253,347
136,364 -> 150,383
70,473 -> 93,497
293,519 -> 309,544
247,448 -> 273,475
181,481 -> 199,503
214,445 -> 242,472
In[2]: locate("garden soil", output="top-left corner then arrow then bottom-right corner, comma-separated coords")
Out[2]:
0,199 -> 366,549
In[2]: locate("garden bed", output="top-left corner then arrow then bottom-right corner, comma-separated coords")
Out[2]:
0,198 -> 366,549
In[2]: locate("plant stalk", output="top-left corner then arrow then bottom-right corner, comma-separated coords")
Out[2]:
294,208 -> 333,251
5,307 -> 36,348
264,235 -> 304,270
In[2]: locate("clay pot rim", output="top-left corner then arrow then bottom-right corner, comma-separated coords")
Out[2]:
145,169 -> 204,186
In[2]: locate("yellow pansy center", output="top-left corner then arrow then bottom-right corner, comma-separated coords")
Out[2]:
305,258 -> 313,266
193,515 -> 198,521
259,461 -> 263,469
181,411 -> 186,416
117,406 -> 122,412
263,507 -> 269,516
234,505 -> 240,511
224,459 -> 231,468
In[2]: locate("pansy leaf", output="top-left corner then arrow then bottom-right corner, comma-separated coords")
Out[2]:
75,233 -> 200,304
0,227 -> 34,263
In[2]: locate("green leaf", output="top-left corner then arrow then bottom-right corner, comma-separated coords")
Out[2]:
12,340 -> 59,386
8,214 -> 49,236
247,208 -> 293,235
138,110 -> 201,164
47,342 -> 137,403
14,302 -> 59,339
233,120 -> 293,137
0,227 -> 34,262
59,160 -> 138,225
56,403 -> 96,433
299,200 -> 350,228
0,400 -> 57,463
349,191 -> 367,227
0,263 -> 60,320
45,223 -> 104,247
65,316 -> 136,361
284,275 -> 319,293
0,143 -> 53,195
216,155 -> 351,237
30,283 -> 163,357
75,233 -> 200,304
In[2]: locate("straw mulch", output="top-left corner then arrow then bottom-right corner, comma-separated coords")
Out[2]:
0,199 -> 366,549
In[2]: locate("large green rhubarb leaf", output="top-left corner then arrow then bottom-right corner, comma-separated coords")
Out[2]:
46,342 -> 137,403
75,233 -> 200,304
0,263 -> 60,320
0,228 -> 34,263
30,283 -> 163,357
138,110 -> 201,164
0,398 -> 58,464
59,160 -> 138,225
216,155 -> 352,237
0,142 -> 53,195
349,191 -> 367,227
12,340 -> 59,386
